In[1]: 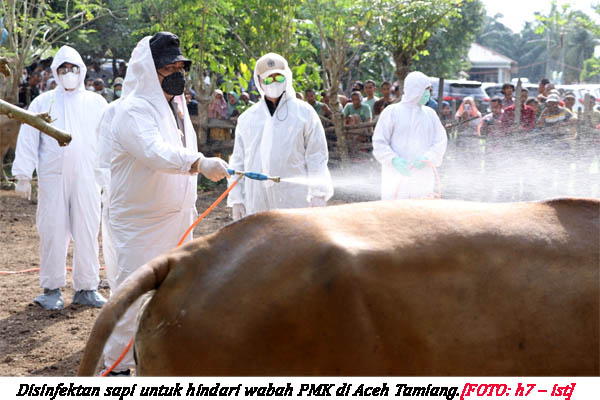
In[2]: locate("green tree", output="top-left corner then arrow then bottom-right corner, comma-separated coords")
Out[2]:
66,0 -> 141,69
374,0 -> 463,93
0,0 -> 109,102
127,0 -> 321,144
563,12 -> 597,83
306,0 -> 372,161
533,0 -> 573,83
413,0 -> 485,78
477,14 -> 516,61
581,57 -> 600,83
577,3 -> 600,83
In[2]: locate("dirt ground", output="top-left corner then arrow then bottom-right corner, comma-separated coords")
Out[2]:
0,186 -> 242,377
0,179 -> 358,377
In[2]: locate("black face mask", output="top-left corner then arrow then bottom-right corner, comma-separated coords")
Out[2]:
160,71 -> 185,96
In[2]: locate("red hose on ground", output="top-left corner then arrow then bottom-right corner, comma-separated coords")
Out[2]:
100,175 -> 242,377
0,266 -> 106,275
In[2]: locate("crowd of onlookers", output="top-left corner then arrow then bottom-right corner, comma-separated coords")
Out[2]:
13,58 -> 600,202
17,58 -> 127,107
18,58 -> 600,141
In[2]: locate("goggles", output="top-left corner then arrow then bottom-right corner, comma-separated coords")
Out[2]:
57,65 -> 80,75
263,75 -> 285,85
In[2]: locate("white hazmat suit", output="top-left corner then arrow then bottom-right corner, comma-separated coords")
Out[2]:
227,53 -> 333,216
95,99 -> 120,291
372,71 -> 447,200
12,46 -> 108,298
95,73 -> 135,292
102,36 -> 227,372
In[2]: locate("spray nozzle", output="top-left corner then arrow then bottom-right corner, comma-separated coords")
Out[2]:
227,169 -> 280,183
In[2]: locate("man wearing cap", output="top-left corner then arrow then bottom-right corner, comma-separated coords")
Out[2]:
227,52 -> 333,220
101,32 -> 229,375
501,83 -> 514,108
12,45 -> 108,310
112,77 -> 124,100
534,92 -> 576,198
537,93 -> 573,130
563,92 -> 576,114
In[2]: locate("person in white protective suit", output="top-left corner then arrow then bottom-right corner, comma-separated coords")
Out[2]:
372,71 -> 447,200
12,46 -> 108,310
94,73 -> 135,292
101,32 -> 230,376
227,53 -> 333,220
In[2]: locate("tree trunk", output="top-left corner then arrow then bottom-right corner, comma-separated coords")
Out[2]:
394,57 -> 412,98
325,60 -> 349,163
194,89 -> 211,148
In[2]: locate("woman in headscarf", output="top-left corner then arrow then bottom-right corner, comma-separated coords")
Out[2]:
227,91 -> 240,118
455,96 -> 482,136
208,89 -> 231,141
208,89 -> 228,119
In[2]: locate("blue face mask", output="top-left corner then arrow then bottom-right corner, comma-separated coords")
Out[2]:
419,89 -> 431,105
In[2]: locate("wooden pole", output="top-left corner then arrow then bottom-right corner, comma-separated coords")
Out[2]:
583,92 -> 592,127
0,99 -> 71,146
514,79 -> 522,131
0,58 -> 71,146
437,78 -> 444,116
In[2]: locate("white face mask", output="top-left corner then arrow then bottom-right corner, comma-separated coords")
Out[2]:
60,72 -> 80,90
263,81 -> 286,99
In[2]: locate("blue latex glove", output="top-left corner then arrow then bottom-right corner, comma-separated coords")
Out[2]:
412,155 -> 428,170
392,157 -> 411,176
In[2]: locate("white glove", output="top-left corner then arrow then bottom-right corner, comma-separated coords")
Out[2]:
232,203 -> 246,221
310,196 -> 327,207
15,177 -> 31,201
198,157 -> 230,182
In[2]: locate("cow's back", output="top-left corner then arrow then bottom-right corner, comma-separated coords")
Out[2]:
135,199 -> 599,375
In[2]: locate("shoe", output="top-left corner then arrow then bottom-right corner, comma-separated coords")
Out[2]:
72,290 -> 107,308
34,288 -> 64,310
98,368 -> 131,377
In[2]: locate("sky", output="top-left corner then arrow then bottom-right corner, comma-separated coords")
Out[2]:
480,0 -> 598,33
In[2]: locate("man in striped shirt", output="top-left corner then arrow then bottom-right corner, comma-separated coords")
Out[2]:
537,94 -> 574,130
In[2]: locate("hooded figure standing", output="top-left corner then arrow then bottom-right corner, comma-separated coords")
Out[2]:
101,33 -> 229,375
12,46 -> 108,310
227,53 -> 333,220
373,71 -> 447,200
94,72 -> 136,292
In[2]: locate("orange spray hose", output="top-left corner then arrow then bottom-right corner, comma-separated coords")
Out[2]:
100,175 -> 242,376
0,266 -> 105,275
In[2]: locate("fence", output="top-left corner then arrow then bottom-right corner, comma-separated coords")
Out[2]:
197,81 -> 600,162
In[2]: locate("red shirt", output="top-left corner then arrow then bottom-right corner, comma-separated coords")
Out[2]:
501,104 -> 535,131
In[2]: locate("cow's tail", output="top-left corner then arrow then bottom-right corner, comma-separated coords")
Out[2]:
77,255 -> 172,376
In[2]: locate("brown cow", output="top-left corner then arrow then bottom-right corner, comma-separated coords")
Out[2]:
78,198 -> 599,376
0,115 -> 22,182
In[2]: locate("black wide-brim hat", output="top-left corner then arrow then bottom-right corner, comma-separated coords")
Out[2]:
150,32 -> 192,71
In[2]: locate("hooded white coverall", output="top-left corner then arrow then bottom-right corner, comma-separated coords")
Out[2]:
102,36 -> 204,371
95,73 -> 135,291
12,46 -> 108,291
227,54 -> 333,215
372,71 -> 447,200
